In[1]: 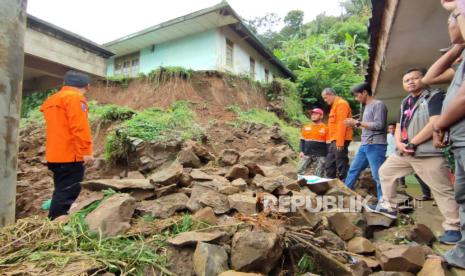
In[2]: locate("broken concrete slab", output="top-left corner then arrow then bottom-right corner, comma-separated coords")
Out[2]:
328,213 -> 358,241
193,242 -> 229,276
85,193 -> 136,237
167,231 -> 228,246
81,179 -> 154,191
231,230 -> 283,274
137,192 -> 188,218
347,237 -> 375,254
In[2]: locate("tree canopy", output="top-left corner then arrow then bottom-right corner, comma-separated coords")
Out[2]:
247,0 -> 370,113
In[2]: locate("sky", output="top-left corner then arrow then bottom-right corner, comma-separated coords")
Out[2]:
27,0 -> 344,44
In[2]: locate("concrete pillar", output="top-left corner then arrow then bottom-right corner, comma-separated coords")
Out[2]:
0,0 -> 28,227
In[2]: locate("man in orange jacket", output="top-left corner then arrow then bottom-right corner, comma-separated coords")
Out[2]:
41,71 -> 94,220
297,108 -> 328,177
321,88 -> 353,179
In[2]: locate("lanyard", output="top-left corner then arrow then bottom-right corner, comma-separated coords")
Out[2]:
401,96 -> 418,141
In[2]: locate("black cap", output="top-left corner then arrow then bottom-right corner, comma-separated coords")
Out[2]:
63,71 -> 91,88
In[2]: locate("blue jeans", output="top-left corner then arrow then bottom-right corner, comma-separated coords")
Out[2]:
344,144 -> 386,200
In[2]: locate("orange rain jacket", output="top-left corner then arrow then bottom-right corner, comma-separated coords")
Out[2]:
40,86 -> 92,163
328,96 -> 353,147
300,122 -> 328,156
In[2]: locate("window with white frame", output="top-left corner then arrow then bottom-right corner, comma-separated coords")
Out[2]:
226,39 -> 234,68
114,52 -> 140,77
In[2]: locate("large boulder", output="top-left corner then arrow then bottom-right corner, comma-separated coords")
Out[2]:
149,161 -> 183,186
187,183 -> 230,214
184,140 -> 215,163
376,244 -> 426,273
231,230 -> 283,274
417,258 -> 448,276
81,179 -> 154,191
190,169 -> 214,181
177,147 -> 202,168
85,193 -> 136,236
225,165 -> 249,181
193,242 -> 229,276
328,213 -> 358,241
347,237 -> 375,254
193,207 -> 218,225
136,192 -> 188,218
256,175 -> 295,193
228,192 -> 257,215
218,149 -> 240,166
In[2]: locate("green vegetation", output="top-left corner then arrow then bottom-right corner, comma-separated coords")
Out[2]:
230,106 -> 301,151
21,89 -> 56,118
269,79 -> 308,123
297,253 -> 317,274
107,66 -> 194,88
0,189 -> 171,275
105,101 -> 204,163
247,0 -> 370,112
87,101 -> 136,123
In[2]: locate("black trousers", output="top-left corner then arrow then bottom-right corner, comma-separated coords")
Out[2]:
47,162 -> 84,220
325,141 -> 351,180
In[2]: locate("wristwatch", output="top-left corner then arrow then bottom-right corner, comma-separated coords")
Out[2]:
406,143 -> 417,151
355,121 -> 362,128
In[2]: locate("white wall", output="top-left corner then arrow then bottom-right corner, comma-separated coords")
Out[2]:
215,26 -> 282,82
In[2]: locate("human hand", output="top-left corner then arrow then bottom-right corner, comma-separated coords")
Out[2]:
433,130 -> 447,148
397,143 -> 414,155
299,152 -> 305,159
83,155 -> 95,166
344,118 -> 357,127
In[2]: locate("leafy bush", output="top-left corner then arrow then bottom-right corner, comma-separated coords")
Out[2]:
274,79 -> 308,123
105,101 -> 204,162
232,107 -> 301,151
87,101 -> 135,123
21,89 -> 56,118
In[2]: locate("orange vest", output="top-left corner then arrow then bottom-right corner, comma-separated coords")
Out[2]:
301,123 -> 328,142
40,86 -> 93,163
328,96 -> 353,147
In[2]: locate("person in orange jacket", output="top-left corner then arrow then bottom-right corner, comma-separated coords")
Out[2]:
40,71 -> 94,220
321,88 -> 353,179
297,108 -> 328,177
